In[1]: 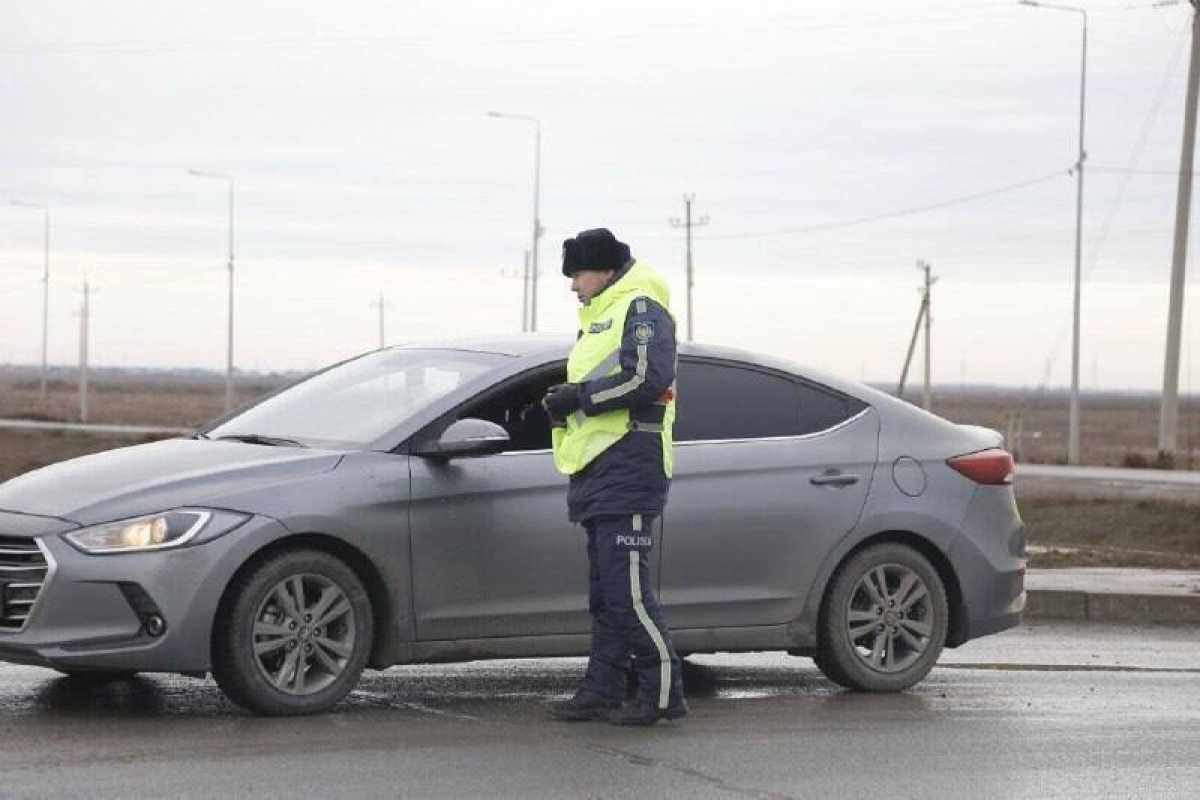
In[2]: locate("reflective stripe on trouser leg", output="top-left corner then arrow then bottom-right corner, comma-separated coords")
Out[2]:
629,549 -> 671,709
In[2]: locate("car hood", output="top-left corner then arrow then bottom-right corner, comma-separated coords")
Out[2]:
0,438 -> 344,526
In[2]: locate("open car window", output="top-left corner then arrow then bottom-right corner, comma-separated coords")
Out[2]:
422,364 -> 567,453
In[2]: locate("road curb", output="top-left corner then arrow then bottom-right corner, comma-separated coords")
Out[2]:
1025,589 -> 1200,625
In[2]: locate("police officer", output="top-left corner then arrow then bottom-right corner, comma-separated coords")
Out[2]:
542,228 -> 687,726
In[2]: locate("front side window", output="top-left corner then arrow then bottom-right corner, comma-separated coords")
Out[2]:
208,349 -> 508,449
444,367 -> 566,453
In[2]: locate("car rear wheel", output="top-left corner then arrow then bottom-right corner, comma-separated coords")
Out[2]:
816,543 -> 948,692
212,549 -> 373,716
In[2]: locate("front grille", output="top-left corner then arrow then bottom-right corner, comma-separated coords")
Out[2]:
0,535 -> 49,631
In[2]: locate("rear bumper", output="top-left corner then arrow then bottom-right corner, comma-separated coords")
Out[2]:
0,514 -> 289,673
947,485 -> 1026,646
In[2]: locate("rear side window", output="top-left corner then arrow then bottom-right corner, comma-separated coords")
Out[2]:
674,360 -> 866,442
796,381 -> 867,435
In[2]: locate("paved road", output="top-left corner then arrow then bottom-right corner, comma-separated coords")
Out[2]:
0,621 -> 1196,799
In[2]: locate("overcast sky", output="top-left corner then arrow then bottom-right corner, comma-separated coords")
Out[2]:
2,0 -> 1200,390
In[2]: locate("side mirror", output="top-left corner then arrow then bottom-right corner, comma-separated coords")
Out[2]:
416,418 -> 510,459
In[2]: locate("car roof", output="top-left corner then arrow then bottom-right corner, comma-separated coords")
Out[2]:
391,334 -> 870,399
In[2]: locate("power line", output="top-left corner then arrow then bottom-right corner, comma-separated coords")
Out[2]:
699,169 -> 1070,242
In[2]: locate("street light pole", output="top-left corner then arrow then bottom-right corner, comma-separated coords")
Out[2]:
188,170 -> 236,412
11,201 -> 50,401
1160,0 -> 1200,456
1020,0 -> 1087,465
487,111 -> 543,331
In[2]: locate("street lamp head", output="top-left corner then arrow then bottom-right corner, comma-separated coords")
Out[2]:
188,168 -> 232,182
1018,0 -> 1088,14
487,110 -> 539,125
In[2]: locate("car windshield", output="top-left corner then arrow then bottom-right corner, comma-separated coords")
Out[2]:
207,348 -> 509,449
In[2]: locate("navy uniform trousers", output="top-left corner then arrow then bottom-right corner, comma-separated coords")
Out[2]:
580,513 -> 683,709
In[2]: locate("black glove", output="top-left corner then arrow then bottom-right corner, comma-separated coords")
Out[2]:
542,383 -> 582,421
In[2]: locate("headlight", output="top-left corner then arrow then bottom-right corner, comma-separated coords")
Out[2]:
63,509 -> 249,555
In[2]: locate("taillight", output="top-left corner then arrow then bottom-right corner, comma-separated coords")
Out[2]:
947,448 -> 1014,485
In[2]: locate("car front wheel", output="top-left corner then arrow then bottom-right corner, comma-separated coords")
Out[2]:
816,543 -> 948,692
212,549 -> 374,716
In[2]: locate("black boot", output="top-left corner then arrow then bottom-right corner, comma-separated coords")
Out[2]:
608,698 -> 689,726
546,688 -> 621,722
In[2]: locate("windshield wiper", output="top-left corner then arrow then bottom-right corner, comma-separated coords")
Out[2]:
216,433 -> 307,448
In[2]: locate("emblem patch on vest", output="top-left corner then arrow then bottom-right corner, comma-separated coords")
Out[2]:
634,321 -> 654,343
588,319 -> 613,334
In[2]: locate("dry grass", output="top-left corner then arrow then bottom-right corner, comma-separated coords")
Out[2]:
1020,494 -> 1200,569
0,376 -> 284,428
925,388 -> 1200,469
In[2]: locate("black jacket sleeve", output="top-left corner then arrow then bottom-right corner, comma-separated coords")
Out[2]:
578,296 -> 676,416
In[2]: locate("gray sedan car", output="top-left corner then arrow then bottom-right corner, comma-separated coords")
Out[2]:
0,337 -> 1024,715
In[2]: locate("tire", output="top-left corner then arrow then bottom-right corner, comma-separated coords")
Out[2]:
212,549 -> 374,716
815,543 -> 949,692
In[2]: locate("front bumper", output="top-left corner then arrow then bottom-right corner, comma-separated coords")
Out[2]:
0,514 -> 290,673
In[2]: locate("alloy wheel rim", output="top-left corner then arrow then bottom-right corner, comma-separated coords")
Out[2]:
845,563 -> 933,674
252,573 -> 355,696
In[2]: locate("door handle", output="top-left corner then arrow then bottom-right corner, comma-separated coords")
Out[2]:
810,471 -> 859,487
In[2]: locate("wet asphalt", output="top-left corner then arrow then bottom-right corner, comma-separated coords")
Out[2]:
0,621 -> 1196,799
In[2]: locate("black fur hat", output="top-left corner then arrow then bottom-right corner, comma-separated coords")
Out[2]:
561,228 -> 631,276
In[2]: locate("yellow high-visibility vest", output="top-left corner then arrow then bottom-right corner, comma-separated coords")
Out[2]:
551,260 -> 676,477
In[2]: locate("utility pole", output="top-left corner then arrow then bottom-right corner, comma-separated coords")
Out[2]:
669,194 -> 709,341
369,290 -> 392,349
78,278 -> 91,423
522,250 -> 530,332
919,260 -> 936,411
486,112 -> 543,331
897,291 -> 928,399
10,201 -> 50,400
1020,0 -> 1087,464
40,208 -> 49,401
1160,0 -> 1200,457
189,169 -> 236,412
